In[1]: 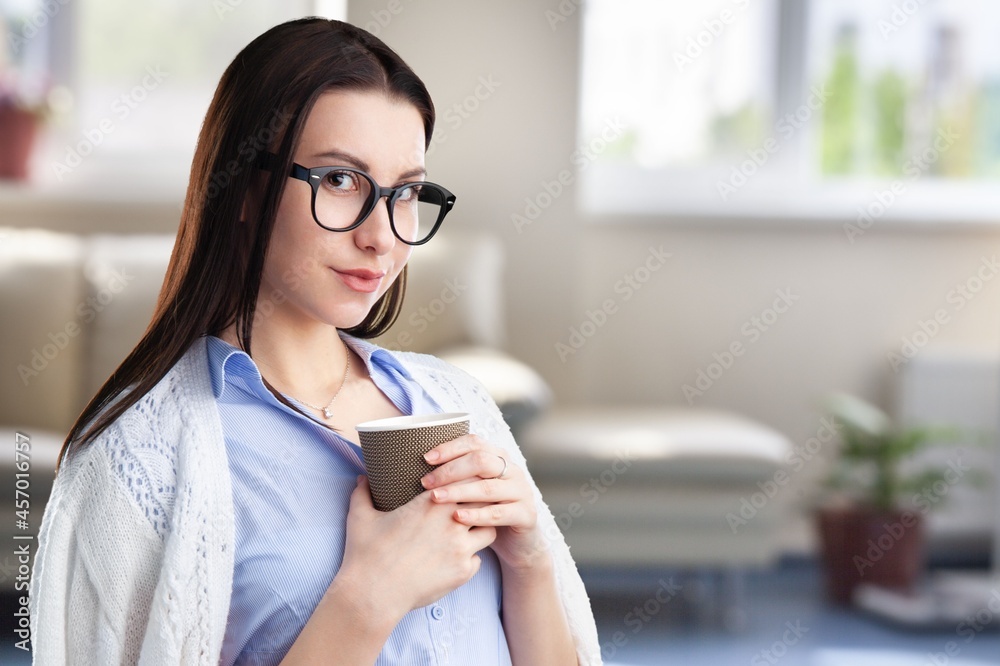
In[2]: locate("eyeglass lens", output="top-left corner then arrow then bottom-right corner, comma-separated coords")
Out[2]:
315,169 -> 445,243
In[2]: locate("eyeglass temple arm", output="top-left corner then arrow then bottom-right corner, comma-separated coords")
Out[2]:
256,151 -> 309,182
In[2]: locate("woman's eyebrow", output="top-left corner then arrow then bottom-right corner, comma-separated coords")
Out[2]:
310,149 -> 426,180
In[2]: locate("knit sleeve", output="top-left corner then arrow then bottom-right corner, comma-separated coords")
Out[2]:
32,341 -> 232,666
30,435 -> 166,665
485,403 -> 605,666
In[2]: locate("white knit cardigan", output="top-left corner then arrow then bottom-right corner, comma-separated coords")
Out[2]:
29,336 -> 603,665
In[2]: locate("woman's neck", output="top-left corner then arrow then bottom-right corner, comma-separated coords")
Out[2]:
219,314 -> 353,405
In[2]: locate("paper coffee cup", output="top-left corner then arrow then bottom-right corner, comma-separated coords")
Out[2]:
356,412 -> 470,511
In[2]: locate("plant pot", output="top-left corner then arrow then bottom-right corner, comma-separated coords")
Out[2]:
0,105 -> 39,181
816,505 -> 925,605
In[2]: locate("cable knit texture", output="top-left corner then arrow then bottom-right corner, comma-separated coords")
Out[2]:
29,336 -> 603,665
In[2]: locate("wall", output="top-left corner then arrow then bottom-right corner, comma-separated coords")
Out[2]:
352,0 -> 1000,550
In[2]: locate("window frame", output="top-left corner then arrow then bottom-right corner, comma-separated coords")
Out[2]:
14,0 -> 342,200
576,0 -> 1000,226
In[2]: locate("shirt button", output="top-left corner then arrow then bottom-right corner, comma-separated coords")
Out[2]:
431,605 -> 445,620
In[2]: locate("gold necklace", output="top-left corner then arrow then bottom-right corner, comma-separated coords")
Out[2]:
290,353 -> 351,419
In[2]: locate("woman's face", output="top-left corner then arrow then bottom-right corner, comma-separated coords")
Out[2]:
260,89 -> 426,330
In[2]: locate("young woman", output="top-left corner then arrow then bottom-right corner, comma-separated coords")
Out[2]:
29,17 -> 601,666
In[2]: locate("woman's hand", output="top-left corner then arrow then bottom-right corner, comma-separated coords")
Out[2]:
336,476 -> 497,621
420,435 -> 548,573
284,481 -> 496,664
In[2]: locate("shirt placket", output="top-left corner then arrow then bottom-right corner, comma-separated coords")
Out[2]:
427,601 -> 450,664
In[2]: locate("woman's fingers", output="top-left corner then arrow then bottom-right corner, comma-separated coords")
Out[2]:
454,502 -> 536,530
419,434 -> 538,533
424,434 -> 491,466
469,525 -> 498,550
422,442 -> 512,490
428,477 -> 511,504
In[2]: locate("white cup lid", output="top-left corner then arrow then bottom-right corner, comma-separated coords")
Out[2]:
355,412 -> 470,432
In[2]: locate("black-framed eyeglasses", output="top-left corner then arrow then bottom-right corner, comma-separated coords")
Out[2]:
259,152 -> 456,246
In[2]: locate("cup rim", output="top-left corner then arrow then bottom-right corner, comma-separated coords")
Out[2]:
355,412 -> 470,433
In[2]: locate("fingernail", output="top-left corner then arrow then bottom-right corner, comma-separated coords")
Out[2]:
425,450 -> 440,463
456,510 -> 469,521
433,488 -> 448,501
421,475 -> 434,488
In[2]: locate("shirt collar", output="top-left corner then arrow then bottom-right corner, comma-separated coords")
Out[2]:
205,331 -> 414,400
338,329 -> 414,382
205,335 -> 263,400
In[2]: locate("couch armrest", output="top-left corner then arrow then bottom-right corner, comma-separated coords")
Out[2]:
435,346 -> 552,437
0,228 -> 86,433
376,231 -> 505,352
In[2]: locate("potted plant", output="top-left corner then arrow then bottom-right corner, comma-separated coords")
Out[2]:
815,392 -> 969,605
0,12 -> 54,181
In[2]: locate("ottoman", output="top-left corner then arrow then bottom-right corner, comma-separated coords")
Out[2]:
520,407 -> 794,625
521,407 -> 793,567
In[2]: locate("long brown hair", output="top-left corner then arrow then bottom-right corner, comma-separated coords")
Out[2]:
58,18 -> 435,473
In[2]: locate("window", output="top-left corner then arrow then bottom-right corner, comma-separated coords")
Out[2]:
579,0 -> 1000,222
1,0 -> 344,192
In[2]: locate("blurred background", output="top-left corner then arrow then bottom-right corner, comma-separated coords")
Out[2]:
1,0 -> 999,663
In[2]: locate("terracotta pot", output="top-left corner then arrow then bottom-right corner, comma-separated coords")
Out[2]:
816,505 -> 925,605
0,104 -> 39,181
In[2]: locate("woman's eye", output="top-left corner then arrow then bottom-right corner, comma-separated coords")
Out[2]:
398,185 -> 421,202
323,171 -> 357,192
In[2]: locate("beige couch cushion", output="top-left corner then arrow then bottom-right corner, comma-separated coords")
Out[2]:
0,228 -> 85,433
521,407 -> 791,481
376,231 -> 504,353
82,234 -> 174,400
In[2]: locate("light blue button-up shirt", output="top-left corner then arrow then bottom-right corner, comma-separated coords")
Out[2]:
208,332 -> 512,665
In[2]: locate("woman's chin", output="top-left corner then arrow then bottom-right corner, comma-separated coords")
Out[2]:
328,302 -> 381,330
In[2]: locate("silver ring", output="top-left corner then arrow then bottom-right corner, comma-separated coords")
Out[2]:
491,454 -> 508,480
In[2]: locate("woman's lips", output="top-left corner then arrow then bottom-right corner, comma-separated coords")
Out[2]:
333,267 -> 385,293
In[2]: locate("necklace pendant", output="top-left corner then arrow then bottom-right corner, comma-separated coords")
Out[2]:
323,408 -> 333,419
